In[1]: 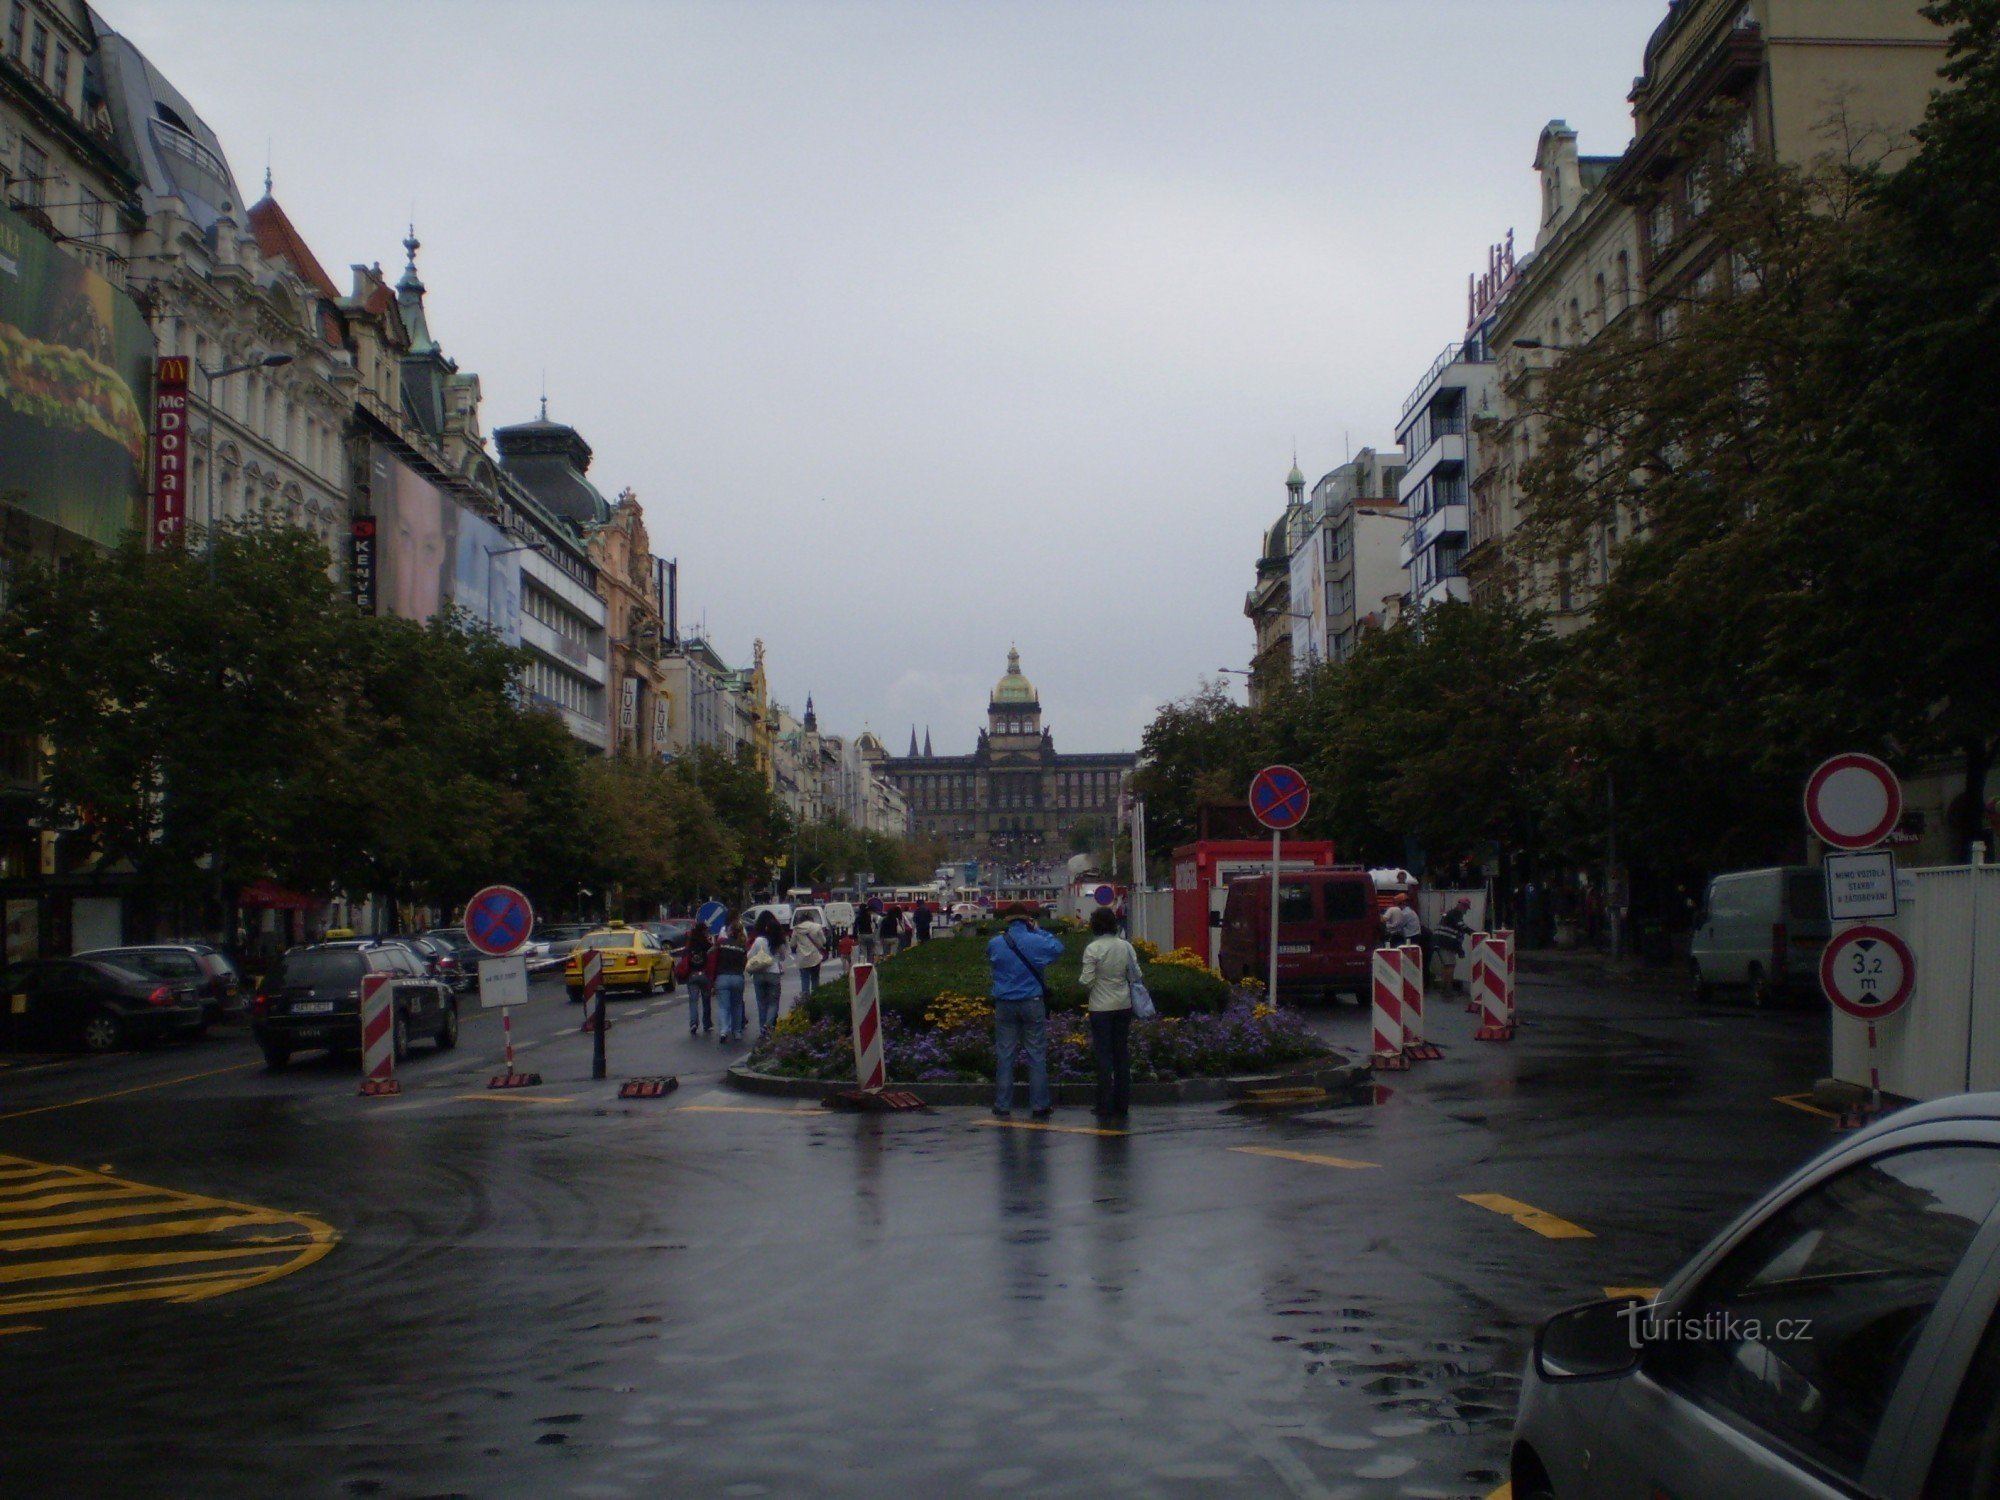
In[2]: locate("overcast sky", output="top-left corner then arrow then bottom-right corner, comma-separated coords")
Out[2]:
114,0 -> 1662,756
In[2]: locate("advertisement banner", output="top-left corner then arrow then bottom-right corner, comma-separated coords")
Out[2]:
621,677 -> 639,732
0,201 -> 153,547
150,357 -> 189,544
653,695 -> 670,755
368,443 -> 520,643
350,516 -> 378,613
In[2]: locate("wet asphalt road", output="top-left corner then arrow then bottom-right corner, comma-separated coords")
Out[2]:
0,958 -> 1837,1499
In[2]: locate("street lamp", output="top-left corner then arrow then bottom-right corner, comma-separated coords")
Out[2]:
199,353 -> 292,582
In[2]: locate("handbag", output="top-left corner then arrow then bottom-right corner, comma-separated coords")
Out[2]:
745,939 -> 776,975
674,950 -> 693,983
1125,941 -> 1157,1020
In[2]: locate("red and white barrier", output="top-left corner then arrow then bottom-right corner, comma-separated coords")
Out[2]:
849,961 -> 886,1091
1496,929 -> 1517,1029
1471,934 -> 1513,1042
1370,948 -> 1409,1070
357,973 -> 399,1096
578,949 -> 604,1033
1399,943 -> 1440,1060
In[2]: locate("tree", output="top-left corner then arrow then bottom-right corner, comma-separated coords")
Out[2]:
1129,682 -> 1258,859
579,752 -> 732,912
673,744 -> 793,896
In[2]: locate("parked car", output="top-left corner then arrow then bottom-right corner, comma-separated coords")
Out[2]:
535,923 -> 595,963
1690,865 -> 1831,1006
1,956 -> 206,1052
1513,1091 -> 2000,1498
822,901 -> 856,939
563,923 -> 671,1001
418,929 -> 485,992
359,933 -> 467,994
639,918 -> 695,954
76,942 -> 242,1023
250,941 -> 456,1069
742,903 -> 795,934
1217,867 -> 1379,1001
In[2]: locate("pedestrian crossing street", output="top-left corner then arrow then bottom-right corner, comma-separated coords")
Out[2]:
0,1152 -> 337,1321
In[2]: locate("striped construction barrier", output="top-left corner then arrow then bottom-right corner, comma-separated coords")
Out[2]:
357,973 -> 400,1096
849,960 -> 887,1091
1472,934 -> 1513,1042
1400,943 -> 1441,1060
578,949 -> 605,1033
1497,929 -> 1518,1030
1370,947 -> 1409,1070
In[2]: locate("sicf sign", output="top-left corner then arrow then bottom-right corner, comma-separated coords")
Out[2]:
1821,924 -> 1916,1020
150,358 -> 189,545
1805,753 -> 1903,851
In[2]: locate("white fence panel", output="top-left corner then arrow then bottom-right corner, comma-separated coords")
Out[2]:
1130,890 -> 1174,952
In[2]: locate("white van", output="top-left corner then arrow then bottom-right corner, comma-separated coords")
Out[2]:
1689,865 -> 1830,1005
821,902 -> 856,938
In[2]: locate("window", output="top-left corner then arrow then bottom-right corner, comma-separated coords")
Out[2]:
1685,162 -> 1711,218
1648,1145 -> 2000,1483
6,5 -> 22,60
28,19 -> 44,80
1594,272 -> 1607,321
1647,198 -> 1674,258
1616,250 -> 1631,307
51,41 -> 66,101
77,189 -> 100,240
17,139 -> 45,208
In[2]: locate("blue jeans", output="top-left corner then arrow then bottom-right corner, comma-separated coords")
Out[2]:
685,975 -> 712,1032
753,973 -> 782,1031
715,974 -> 746,1038
993,997 -> 1049,1114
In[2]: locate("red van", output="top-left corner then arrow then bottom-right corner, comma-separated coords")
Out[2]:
1217,868 -> 1380,1000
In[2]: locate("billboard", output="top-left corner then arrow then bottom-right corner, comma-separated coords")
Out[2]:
0,202 -> 154,547
151,357 -> 189,543
367,443 -> 519,643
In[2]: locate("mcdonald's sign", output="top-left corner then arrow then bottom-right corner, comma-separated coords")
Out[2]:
151,357 -> 191,545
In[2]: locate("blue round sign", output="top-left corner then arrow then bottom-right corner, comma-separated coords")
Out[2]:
465,884 -> 534,956
1249,765 -> 1310,831
696,900 -> 729,936
1094,884 -> 1116,906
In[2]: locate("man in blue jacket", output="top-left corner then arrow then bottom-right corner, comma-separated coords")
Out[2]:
986,902 -> 1066,1119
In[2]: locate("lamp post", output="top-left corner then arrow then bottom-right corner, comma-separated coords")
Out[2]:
198,353 -> 292,584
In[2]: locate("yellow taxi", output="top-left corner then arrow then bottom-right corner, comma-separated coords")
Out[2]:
563,922 -> 671,1002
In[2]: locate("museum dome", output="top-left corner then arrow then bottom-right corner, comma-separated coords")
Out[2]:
992,648 -> 1037,706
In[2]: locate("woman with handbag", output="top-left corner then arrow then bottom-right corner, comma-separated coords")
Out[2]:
713,915 -> 749,1045
1079,905 -> 1150,1119
682,922 -> 714,1036
746,912 -> 787,1035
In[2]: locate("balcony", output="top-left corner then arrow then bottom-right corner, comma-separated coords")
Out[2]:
1398,431 -> 1467,495
1399,503 -> 1470,569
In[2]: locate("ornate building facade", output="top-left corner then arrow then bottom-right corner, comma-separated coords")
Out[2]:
877,650 -> 1135,860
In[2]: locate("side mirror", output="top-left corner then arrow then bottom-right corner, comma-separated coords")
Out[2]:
1534,1297 -> 1649,1382
1209,910 -> 1225,928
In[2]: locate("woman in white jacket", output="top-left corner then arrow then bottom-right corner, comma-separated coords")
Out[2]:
1078,905 -> 1143,1118
746,912 -> 787,1036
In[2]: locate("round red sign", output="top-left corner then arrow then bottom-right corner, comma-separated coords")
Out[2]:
1804,753 -> 1902,852
1248,765 -> 1309,831
1820,924 -> 1915,1020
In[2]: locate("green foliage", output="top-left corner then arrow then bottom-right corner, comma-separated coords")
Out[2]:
1130,683 -> 1259,858
801,928 -> 1229,1026
676,743 -> 792,894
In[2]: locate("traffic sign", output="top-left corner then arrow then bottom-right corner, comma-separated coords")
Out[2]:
1805,754 -> 1903,851
1248,765 -> 1310,831
696,900 -> 728,936
478,954 -> 529,1009
1821,924 -> 1916,1020
465,885 -> 534,956
1093,884 -> 1116,906
1825,850 -> 1898,922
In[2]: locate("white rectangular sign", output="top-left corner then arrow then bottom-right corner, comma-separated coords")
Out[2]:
1825,850 -> 1898,921
478,954 -> 529,1009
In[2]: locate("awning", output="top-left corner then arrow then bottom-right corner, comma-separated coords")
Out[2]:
238,880 -> 322,911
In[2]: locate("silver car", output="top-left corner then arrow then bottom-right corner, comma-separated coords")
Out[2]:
1513,1092 -> 2000,1498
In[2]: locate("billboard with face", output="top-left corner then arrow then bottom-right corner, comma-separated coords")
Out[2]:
0,202 -> 153,547
368,443 -> 520,643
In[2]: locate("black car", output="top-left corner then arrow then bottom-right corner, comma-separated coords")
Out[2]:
250,942 -> 457,1070
76,943 -> 243,1024
1,956 -> 207,1053
421,929 -> 484,992
363,933 -> 467,994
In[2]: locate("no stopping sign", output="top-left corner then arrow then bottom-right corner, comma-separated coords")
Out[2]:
1821,924 -> 1915,1020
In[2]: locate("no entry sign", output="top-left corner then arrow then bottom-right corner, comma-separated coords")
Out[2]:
1805,754 -> 1903,852
1821,924 -> 1916,1020
1249,765 -> 1310,831
465,885 -> 534,956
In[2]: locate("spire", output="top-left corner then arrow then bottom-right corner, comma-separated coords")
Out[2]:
396,224 -> 434,353
923,728 -> 933,757
908,726 -> 919,757
804,695 -> 817,732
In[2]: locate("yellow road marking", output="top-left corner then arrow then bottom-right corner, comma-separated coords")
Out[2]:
1230,1146 -> 1380,1171
974,1118 -> 1128,1138
1604,1286 -> 1661,1300
1488,1485 -> 1513,1500
0,1153 -> 336,1317
0,1062 -> 257,1124
0,1324 -> 42,1335
1461,1192 -> 1595,1240
1774,1092 -> 1839,1119
455,1093 -> 574,1105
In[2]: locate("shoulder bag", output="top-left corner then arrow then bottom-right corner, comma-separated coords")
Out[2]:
1124,940 -> 1157,1020
1003,928 -> 1052,1002
745,938 -> 776,974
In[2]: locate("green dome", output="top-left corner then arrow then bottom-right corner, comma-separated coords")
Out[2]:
992,648 -> 1037,704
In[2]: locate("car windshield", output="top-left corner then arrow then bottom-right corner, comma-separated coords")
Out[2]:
272,952 -> 365,987
581,932 -> 637,949
104,950 -> 204,979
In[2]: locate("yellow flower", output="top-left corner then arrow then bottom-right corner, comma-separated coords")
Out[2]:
1132,938 -> 1160,960
773,1008 -> 815,1037
923,990 -> 995,1031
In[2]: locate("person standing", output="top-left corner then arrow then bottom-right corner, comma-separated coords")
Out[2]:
911,900 -> 933,945
683,921 -> 714,1035
1079,906 -> 1141,1118
985,901 -> 1064,1120
878,903 -> 902,958
791,910 -> 829,999
713,914 -> 749,1045
747,912 -> 786,1035
853,902 -> 877,962
1435,896 -> 1474,993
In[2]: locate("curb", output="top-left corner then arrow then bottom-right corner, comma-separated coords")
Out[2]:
723,1056 -> 1370,1107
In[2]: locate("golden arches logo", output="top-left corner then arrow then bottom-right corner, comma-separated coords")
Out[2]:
156,357 -> 190,386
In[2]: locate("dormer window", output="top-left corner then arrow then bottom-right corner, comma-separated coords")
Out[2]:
51,42 -> 67,103
28,19 -> 44,81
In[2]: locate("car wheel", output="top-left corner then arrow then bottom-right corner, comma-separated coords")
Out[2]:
261,1042 -> 291,1070
392,1007 -> 410,1063
1691,959 -> 1713,1004
435,1000 -> 459,1051
80,1008 -> 123,1053
1747,962 -> 1772,1009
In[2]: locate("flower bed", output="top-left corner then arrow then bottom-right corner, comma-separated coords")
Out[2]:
749,995 -> 1333,1085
